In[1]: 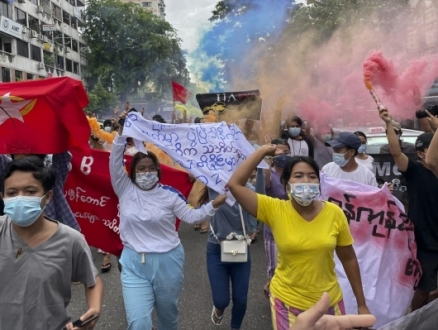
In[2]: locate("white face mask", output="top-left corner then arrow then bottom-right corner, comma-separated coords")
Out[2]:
289,183 -> 320,206
135,172 -> 159,190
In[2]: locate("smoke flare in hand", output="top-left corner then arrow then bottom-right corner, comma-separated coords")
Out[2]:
363,52 -> 398,91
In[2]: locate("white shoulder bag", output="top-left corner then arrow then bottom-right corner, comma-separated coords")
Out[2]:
210,205 -> 250,263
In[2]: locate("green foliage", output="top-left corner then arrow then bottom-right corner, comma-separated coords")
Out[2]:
84,0 -> 189,100
286,0 -> 411,45
85,82 -> 118,115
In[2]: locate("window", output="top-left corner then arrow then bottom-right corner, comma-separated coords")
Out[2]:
71,16 -> 77,29
40,0 -> 51,15
28,15 -> 39,32
15,70 -> 22,82
73,61 -> 79,74
72,39 -> 78,52
29,0 -> 37,5
27,73 -> 33,80
41,24 -> 51,39
69,0 -> 76,6
66,59 -> 72,72
17,40 -> 29,58
2,68 -> 11,82
53,5 -> 62,21
63,11 -> 70,25
142,2 -> 152,7
15,8 -> 26,26
31,45 -> 41,61
56,55 -> 64,69
0,3 -> 13,20
4,43 -> 11,53
64,33 -> 71,48
54,30 -> 63,45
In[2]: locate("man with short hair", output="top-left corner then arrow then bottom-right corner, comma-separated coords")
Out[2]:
0,156 -> 103,329
379,108 -> 438,311
380,120 -> 416,154
322,132 -> 378,187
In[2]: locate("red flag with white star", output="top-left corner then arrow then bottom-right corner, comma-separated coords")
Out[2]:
0,77 -> 90,154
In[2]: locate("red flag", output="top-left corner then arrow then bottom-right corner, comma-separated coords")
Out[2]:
171,81 -> 191,104
0,77 -> 90,154
64,148 -> 194,257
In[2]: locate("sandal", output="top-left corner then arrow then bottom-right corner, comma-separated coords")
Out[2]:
194,224 -> 201,230
200,228 -> 209,234
211,306 -> 223,325
101,263 -> 112,273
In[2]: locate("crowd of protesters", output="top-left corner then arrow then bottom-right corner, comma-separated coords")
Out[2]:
0,99 -> 437,330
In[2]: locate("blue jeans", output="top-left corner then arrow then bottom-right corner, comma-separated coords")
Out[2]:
120,245 -> 185,330
206,242 -> 251,330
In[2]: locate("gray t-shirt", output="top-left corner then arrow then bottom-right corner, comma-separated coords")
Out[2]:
0,216 -> 98,330
313,138 -> 333,169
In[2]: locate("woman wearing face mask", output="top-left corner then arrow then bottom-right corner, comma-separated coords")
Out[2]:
110,111 -> 227,330
282,116 -> 314,158
354,131 -> 374,171
228,146 -> 370,330
262,139 -> 290,297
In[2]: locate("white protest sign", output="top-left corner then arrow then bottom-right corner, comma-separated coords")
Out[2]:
320,174 -> 420,328
123,112 -> 268,202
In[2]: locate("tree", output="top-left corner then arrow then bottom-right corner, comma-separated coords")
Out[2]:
85,82 -> 118,115
84,0 -> 189,100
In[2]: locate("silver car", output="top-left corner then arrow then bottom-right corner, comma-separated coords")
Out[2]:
333,126 -> 423,154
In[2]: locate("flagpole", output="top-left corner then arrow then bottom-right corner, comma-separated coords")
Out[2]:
170,78 -> 176,124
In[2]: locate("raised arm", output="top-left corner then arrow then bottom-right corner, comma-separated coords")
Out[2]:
228,144 -> 277,217
425,111 -> 438,177
109,112 -> 131,197
379,108 -> 409,172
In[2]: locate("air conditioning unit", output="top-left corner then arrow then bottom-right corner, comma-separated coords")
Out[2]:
22,27 -> 28,34
37,34 -> 44,42
43,36 -> 49,43
65,47 -> 71,54
37,62 -> 45,70
37,6 -> 43,13
31,30 -> 38,38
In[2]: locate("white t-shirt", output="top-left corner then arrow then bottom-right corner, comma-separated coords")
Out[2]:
322,161 -> 378,187
288,138 -> 309,157
355,155 -> 374,172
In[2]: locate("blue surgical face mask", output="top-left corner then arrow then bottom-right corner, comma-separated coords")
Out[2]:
333,152 -> 349,167
288,127 -> 301,138
4,195 -> 47,227
323,134 -> 333,142
136,172 -> 159,190
104,126 -> 111,132
358,144 -> 367,154
273,154 -> 291,169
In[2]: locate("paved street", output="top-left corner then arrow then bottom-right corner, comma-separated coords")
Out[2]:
68,223 -> 273,330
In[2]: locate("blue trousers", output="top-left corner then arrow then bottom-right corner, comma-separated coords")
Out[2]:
120,245 -> 184,330
206,242 -> 251,330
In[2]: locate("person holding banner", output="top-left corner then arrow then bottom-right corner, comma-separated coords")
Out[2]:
228,147 -> 370,330
110,111 -> 227,330
379,108 -> 438,312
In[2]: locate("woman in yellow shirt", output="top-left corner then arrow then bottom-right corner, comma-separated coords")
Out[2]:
228,144 -> 371,330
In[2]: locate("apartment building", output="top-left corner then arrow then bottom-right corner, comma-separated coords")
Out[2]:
122,0 -> 165,19
0,0 -> 87,82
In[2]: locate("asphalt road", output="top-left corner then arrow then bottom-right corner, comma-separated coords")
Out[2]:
68,223 -> 273,330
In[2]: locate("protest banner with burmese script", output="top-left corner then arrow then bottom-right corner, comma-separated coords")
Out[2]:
320,174 -> 421,328
64,148 -> 193,257
122,113 -> 268,204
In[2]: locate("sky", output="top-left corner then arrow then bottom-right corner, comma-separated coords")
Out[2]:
166,0 -> 218,53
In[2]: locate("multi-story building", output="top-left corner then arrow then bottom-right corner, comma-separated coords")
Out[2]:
0,0 -> 87,82
122,0 -> 165,19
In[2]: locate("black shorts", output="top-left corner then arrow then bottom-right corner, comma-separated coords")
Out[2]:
417,249 -> 438,292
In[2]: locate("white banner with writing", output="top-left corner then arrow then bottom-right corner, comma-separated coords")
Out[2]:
124,113 -> 267,201
320,174 -> 421,328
